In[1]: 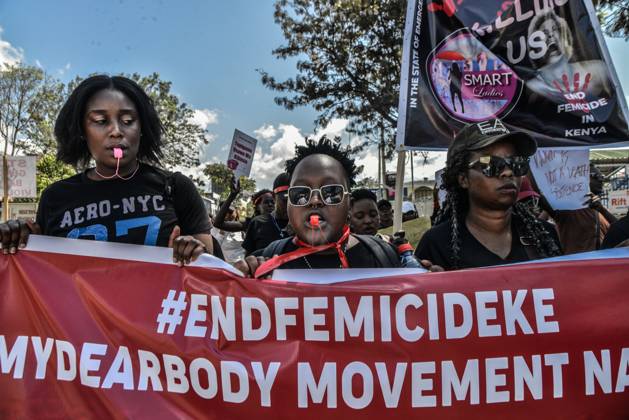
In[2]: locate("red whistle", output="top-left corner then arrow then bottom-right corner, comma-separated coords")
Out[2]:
309,215 -> 320,227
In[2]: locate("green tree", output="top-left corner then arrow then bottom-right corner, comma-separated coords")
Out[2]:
595,0 -> 629,38
25,72 -> 210,171
36,153 -> 75,198
129,72 -> 209,169
0,64 -> 57,157
259,0 -> 404,151
203,162 -> 256,200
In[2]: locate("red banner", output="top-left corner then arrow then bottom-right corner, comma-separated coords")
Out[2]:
1,238 -> 628,418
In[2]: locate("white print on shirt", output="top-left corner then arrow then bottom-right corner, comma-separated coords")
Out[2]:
59,195 -> 166,229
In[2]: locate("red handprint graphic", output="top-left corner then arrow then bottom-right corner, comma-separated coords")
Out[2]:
552,72 -> 592,112
427,0 -> 464,17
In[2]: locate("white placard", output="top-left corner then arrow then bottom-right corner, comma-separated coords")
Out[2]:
607,189 -> 629,215
529,148 -> 590,211
226,129 -> 257,178
0,156 -> 37,198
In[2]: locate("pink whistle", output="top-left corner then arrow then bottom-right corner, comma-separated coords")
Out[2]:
113,147 -> 123,159
309,215 -> 320,227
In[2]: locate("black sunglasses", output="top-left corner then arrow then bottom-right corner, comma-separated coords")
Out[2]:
288,184 -> 348,206
468,155 -> 530,177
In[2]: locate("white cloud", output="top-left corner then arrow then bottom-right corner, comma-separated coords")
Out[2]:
250,124 -> 306,185
57,62 -> 71,76
354,148 -> 446,185
0,26 -> 23,68
248,118 -> 444,189
253,124 -> 277,141
189,108 -> 219,130
313,118 -> 349,140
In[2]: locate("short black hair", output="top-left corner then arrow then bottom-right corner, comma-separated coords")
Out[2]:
351,188 -> 377,206
54,75 -> 164,167
377,199 -> 392,209
273,172 -> 291,190
285,137 -> 361,187
252,189 -> 272,203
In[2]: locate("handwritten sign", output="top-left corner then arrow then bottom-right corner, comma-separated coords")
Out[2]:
0,156 -> 37,198
227,129 -> 257,178
529,148 -> 590,210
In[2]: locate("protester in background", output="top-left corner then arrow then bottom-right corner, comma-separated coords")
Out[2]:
601,211 -> 629,249
235,138 -> 441,277
544,164 -> 617,254
377,199 -> 393,229
213,177 -> 273,234
516,175 -> 550,221
430,184 -> 441,226
0,75 -> 215,264
241,173 -> 290,255
349,189 -> 380,236
211,201 -> 245,262
415,119 -> 562,270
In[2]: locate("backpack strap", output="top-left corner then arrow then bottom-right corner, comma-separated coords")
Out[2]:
354,235 -> 400,267
262,237 -> 293,259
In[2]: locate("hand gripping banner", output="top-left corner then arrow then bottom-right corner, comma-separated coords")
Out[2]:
1,236 -> 628,418
396,0 -> 629,150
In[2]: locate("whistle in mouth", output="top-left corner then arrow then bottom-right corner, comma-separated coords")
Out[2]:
309,215 -> 320,227
113,147 -> 123,159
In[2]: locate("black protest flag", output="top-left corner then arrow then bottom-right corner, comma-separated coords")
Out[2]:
395,0 -> 629,150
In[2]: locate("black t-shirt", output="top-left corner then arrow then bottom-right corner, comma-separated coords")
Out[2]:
262,235 -> 401,269
415,216 -> 560,270
242,214 -> 288,255
36,164 -> 212,247
601,215 -> 629,249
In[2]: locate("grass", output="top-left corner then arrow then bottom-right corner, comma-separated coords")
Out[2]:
378,217 -> 432,247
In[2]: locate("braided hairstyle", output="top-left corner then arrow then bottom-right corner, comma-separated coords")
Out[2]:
435,150 -> 561,269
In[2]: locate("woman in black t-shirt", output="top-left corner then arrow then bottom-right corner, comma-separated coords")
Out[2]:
0,75 -> 215,265
415,119 -> 562,270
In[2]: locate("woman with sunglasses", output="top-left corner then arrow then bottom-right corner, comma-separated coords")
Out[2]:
234,138 -> 411,277
415,119 -> 562,270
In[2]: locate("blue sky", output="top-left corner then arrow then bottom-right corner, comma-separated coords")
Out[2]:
1,0 -> 629,188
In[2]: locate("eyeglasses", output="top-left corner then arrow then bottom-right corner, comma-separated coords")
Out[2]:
468,155 -> 530,177
288,184 -> 348,206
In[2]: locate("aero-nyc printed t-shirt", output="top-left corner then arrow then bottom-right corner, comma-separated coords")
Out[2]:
36,164 -> 211,247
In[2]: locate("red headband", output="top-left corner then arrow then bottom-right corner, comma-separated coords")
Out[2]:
274,185 -> 289,194
254,225 -> 351,278
253,192 -> 273,206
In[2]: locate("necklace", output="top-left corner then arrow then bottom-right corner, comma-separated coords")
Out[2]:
302,251 -> 344,269
302,256 -> 313,269
94,160 -> 140,180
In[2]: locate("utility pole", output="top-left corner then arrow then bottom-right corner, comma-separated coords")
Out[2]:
380,124 -> 387,200
410,151 -> 415,202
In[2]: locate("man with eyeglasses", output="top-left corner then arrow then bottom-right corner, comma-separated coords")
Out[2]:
234,138 -> 444,277
415,119 -> 562,270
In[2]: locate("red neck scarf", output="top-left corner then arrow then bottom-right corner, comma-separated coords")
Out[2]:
254,225 -> 351,278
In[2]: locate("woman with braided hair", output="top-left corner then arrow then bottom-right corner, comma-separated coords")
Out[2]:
415,119 -> 562,270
